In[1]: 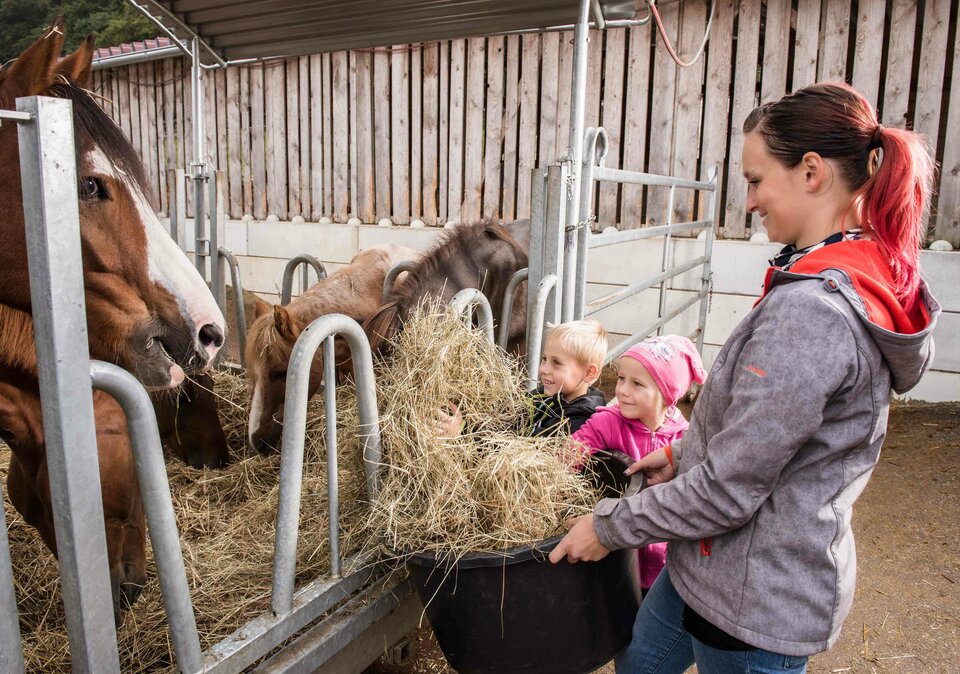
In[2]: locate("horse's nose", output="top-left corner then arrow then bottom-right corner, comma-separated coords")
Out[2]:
198,323 -> 224,349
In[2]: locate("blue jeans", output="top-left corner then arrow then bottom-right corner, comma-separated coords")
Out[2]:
615,570 -> 808,674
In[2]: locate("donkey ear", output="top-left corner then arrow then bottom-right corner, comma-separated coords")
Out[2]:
254,298 -> 273,319
273,305 -> 302,341
0,18 -> 66,106
57,34 -> 96,87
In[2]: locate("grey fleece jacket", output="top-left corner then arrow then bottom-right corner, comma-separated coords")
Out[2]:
593,250 -> 941,656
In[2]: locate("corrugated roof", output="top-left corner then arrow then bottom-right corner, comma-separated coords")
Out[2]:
93,37 -> 172,60
133,0 -> 637,63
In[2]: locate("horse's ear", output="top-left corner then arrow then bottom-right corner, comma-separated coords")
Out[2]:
253,298 -> 272,319
273,305 -> 302,341
0,18 -> 66,106
57,34 -> 96,87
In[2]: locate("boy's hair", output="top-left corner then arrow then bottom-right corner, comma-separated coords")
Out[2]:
544,320 -> 608,372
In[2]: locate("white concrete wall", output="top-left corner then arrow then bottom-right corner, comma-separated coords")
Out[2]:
181,218 -> 959,402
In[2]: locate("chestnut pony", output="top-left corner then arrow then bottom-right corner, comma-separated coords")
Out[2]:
0,24 -> 225,618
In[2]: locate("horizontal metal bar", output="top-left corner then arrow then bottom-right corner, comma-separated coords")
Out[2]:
202,561 -> 375,674
0,110 -> 33,123
605,290 -> 708,365
592,166 -> 715,191
91,45 -> 183,70
253,579 -> 416,673
585,256 -> 709,316
588,220 -> 711,249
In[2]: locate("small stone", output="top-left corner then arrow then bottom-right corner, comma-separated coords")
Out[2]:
378,218 -> 393,227
347,217 -> 362,226
443,221 -> 458,229
291,215 -> 305,224
602,226 -> 619,235
929,239 -> 953,252
410,219 -> 426,228
242,213 -> 254,221
266,214 -> 280,222
157,211 -> 167,219
749,231 -> 770,243
696,230 -> 708,241
318,216 -> 333,224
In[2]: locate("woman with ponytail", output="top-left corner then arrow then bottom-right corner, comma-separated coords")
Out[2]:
549,83 -> 941,673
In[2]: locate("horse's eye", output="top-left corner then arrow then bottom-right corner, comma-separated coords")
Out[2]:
270,370 -> 287,382
79,176 -> 108,201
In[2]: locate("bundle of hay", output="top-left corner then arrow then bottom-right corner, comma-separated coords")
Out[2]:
3,372 -> 369,672
368,304 -> 596,557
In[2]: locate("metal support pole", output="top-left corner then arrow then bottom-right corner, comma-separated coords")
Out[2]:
527,274 -> 559,390
497,268 -> 529,350
167,168 -> 187,250
272,315 -> 381,615
90,362 -> 203,674
280,254 -> 328,306
561,0 -> 593,322
657,186 -> 676,336
696,165 -> 719,353
382,260 -> 418,302
0,481 -> 25,674
451,288 -> 495,343
218,246 -> 247,367
16,95 -> 119,673
191,38 -> 208,280
323,337 -> 340,577
209,170 -> 224,310
575,127 -> 608,319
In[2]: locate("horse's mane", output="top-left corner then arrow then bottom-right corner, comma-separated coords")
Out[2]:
46,78 -> 152,198
246,311 -> 296,369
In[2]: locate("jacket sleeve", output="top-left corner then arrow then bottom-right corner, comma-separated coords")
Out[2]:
571,414 -> 607,454
594,287 -> 859,550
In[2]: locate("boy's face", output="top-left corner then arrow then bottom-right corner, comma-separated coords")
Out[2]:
539,340 -> 593,399
616,357 -> 667,424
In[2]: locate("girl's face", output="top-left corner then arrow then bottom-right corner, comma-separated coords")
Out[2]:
616,357 -> 667,428
742,131 -> 810,247
539,340 -> 590,399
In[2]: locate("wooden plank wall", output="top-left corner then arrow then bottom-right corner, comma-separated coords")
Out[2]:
91,0 -> 960,244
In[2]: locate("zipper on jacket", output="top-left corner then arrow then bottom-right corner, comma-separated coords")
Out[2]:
700,537 -> 712,556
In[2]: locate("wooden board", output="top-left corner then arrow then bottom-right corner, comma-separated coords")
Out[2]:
410,46 -> 423,220
447,40 -> 466,222
698,0 -> 735,224
439,41 -> 449,221
598,28 -> 626,226
286,59 -> 301,218
250,64 -> 267,220
851,0 -> 886,106
646,0 -> 681,226
500,35 -> 521,221
332,52 -> 349,222
265,62 -> 287,218
226,67 -> 242,218
935,31 -> 960,245
620,25 -> 651,228
322,53 -> 334,218
309,54 -> 324,220
391,46 -> 411,223
462,37 -> 486,223
239,66 -> 253,217
422,43 -> 440,224
818,0 -> 851,83
538,32 -> 560,168
516,34 -> 541,219
881,0 -> 918,128
298,56 -> 312,220
360,51 -> 379,223
793,0 -> 823,90
671,0 -> 708,225
482,36 -> 505,220
760,0 -> 791,104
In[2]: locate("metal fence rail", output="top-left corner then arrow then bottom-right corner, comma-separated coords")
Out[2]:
574,127 -> 717,361
280,254 -> 328,306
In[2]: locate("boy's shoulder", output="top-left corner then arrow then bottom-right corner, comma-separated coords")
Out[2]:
564,387 -> 606,412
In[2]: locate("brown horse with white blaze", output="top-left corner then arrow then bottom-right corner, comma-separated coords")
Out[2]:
0,23 -> 225,618
246,244 -> 419,454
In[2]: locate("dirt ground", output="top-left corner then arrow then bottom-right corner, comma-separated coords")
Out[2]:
366,401 -> 960,674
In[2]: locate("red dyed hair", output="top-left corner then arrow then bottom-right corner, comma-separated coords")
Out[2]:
744,83 -> 936,315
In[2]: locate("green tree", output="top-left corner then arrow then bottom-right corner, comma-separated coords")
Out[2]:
1,0 -> 158,65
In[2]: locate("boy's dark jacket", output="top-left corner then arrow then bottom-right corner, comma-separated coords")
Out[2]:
525,385 -> 606,437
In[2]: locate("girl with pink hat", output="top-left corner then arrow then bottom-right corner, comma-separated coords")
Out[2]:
572,334 -> 706,592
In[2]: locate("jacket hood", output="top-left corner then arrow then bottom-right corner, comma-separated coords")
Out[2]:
762,240 -> 941,394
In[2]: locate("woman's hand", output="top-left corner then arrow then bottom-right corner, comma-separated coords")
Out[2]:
431,402 -> 463,437
625,446 -> 676,485
548,515 -> 610,564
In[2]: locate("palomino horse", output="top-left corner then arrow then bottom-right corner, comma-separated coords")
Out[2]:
246,244 -> 419,454
0,23 -> 225,618
364,220 -> 530,358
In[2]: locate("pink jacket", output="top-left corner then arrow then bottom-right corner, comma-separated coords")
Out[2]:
573,405 -> 688,588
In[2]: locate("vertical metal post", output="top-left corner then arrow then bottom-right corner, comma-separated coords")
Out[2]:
210,170 -> 224,311
191,38 -> 208,280
323,337 -> 340,577
561,0 -> 593,322
167,167 -> 188,250
497,267 -> 529,350
89,362 -> 203,674
218,246 -> 248,367
527,275 -> 559,390
696,166 -> 719,353
539,165 -> 567,330
0,482 -> 25,674
575,127 -> 608,319
16,95 -> 120,673
656,186 -> 676,335
526,167 -> 548,339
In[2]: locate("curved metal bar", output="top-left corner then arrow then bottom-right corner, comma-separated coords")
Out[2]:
323,336 -> 339,577
381,260 -> 418,302
497,268 -> 529,350
526,274 -> 559,390
280,254 -> 328,307
0,478 -> 24,674
271,315 -> 381,615
89,361 -> 203,674
451,288 -> 495,343
575,127 -> 609,319
218,246 -> 247,367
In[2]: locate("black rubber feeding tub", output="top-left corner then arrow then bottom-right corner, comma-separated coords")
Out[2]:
405,451 -> 643,674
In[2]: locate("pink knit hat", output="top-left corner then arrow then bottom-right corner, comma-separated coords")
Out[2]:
621,335 -> 707,407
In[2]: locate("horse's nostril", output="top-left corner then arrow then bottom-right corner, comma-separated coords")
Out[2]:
198,323 -> 224,349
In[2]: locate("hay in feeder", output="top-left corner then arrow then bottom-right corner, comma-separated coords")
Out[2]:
3,371 -> 370,672
367,303 -> 597,557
